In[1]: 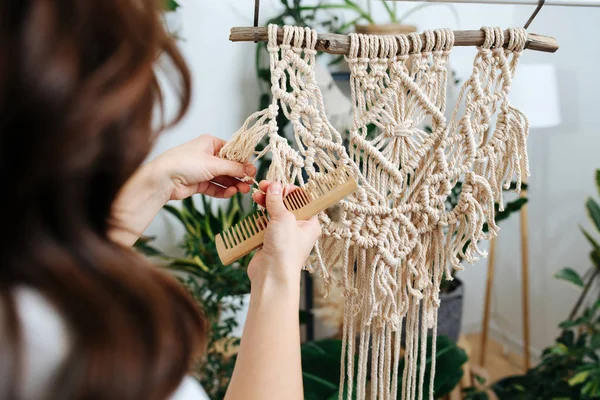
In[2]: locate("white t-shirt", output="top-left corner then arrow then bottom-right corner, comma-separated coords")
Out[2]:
1,287 -> 209,400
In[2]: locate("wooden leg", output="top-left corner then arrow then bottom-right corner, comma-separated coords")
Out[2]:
520,189 -> 531,371
479,236 -> 497,367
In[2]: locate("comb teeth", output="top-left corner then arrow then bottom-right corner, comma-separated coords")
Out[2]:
222,209 -> 269,250
215,167 -> 358,265
283,188 -> 311,211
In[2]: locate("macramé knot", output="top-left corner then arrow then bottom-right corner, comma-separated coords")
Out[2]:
228,23 -> 530,400
266,104 -> 279,119
384,120 -> 415,138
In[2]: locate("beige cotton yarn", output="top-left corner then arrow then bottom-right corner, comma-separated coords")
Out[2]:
220,24 -> 529,400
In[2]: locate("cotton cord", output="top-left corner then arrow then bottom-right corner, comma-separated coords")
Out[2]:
219,24 -> 530,400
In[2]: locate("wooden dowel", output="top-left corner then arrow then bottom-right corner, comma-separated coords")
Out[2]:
230,27 -> 559,54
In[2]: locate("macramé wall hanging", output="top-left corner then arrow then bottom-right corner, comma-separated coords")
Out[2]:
220,19 -> 558,400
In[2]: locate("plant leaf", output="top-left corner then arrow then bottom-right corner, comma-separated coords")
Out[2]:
302,371 -> 338,390
558,330 -> 575,347
163,262 -> 201,277
495,198 -> 528,224
586,197 -> 600,233
163,0 -> 180,11
592,249 -> 600,267
581,226 -> 600,250
591,334 -> 600,350
182,197 -> 202,220
193,256 -> 211,272
164,204 -> 196,234
133,237 -> 168,259
596,169 -> 600,198
257,68 -> 271,82
559,317 -> 586,329
569,371 -> 590,386
301,339 -> 350,399
582,380 -> 599,396
554,267 -> 585,288
549,343 -> 569,355
327,55 -> 346,66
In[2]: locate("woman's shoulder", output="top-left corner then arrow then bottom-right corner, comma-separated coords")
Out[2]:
1,287 -> 209,400
0,287 -> 71,400
169,376 -> 210,400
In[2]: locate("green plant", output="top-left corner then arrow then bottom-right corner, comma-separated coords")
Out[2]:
302,336 -> 467,399
489,169 -> 600,399
135,194 -> 254,398
557,169 -> 600,326
462,374 -> 492,400
138,195 -> 253,294
161,0 -> 180,11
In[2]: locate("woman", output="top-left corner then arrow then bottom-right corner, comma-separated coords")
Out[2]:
0,1 -> 320,399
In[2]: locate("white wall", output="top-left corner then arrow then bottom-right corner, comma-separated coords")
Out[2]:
147,0 -> 600,358
474,4 -> 600,357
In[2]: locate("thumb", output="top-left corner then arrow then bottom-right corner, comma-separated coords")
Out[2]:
212,157 -> 254,178
266,182 -> 289,219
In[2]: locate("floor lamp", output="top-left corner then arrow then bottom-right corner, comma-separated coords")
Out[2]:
480,64 -> 561,371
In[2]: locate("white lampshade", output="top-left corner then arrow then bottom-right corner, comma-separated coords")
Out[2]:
510,64 -> 562,129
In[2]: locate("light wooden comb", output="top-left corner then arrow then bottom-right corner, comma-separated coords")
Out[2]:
215,168 -> 358,266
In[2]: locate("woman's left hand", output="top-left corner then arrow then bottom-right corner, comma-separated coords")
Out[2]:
111,134 -> 256,246
153,135 -> 256,200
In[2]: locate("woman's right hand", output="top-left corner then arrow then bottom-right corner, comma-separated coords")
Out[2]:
227,180 -> 316,400
248,181 -> 321,286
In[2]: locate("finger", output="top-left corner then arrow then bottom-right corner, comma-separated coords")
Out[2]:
236,181 -> 251,194
258,180 -> 270,193
258,180 -> 297,195
265,182 -> 290,219
208,136 -> 227,154
212,157 -> 256,179
281,184 -> 297,198
252,191 -> 266,207
255,182 -> 298,207
212,175 -> 241,188
201,182 -> 238,198
210,176 -> 251,194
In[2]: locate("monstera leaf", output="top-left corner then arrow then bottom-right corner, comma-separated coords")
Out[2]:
301,336 -> 466,400
302,339 -> 350,400
396,335 -> 468,398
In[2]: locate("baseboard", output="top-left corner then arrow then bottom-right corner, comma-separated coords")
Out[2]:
461,321 -> 542,363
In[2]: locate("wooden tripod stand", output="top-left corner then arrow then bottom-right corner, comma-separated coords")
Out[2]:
479,188 -> 531,371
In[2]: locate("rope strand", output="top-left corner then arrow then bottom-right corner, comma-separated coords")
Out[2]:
220,24 -> 529,400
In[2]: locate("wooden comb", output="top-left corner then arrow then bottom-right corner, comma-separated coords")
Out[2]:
215,168 -> 358,266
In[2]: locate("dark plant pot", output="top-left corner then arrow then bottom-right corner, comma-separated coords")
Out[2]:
437,278 -> 464,342
400,278 -> 464,346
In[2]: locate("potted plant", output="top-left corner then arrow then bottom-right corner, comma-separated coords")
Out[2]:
135,194 -> 254,398
354,0 -> 416,35
483,169 -> 600,399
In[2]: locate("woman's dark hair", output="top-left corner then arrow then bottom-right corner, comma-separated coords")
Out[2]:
0,1 -> 206,399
